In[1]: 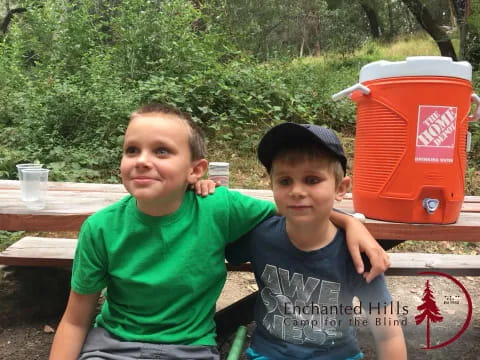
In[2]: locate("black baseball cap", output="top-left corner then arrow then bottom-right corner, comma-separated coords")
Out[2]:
257,122 -> 347,174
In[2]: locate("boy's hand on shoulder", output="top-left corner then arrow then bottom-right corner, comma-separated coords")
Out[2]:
339,214 -> 390,283
190,179 -> 220,197
360,246 -> 390,283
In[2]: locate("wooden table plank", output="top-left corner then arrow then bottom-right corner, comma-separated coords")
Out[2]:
1,182 -> 479,212
2,189 -> 476,215
364,212 -> 480,241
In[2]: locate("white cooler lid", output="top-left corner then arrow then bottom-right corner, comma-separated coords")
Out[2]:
359,56 -> 472,82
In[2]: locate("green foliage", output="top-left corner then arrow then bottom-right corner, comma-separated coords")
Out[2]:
0,0 -> 478,195
465,167 -> 480,196
321,4 -> 370,56
469,70 -> 480,171
210,0 -> 420,60
0,231 -> 24,252
0,145 -> 26,178
139,56 -> 360,155
0,0 -> 231,180
212,0 -> 372,59
465,1 -> 480,69
43,145 -> 121,183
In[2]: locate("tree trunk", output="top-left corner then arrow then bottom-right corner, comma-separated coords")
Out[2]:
401,0 -> 457,59
1,7 -> 27,34
360,2 -> 381,38
426,318 -> 431,348
450,0 -> 468,59
387,0 -> 394,41
311,9 -> 321,56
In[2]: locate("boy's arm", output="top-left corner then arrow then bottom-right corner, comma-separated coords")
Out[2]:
330,210 -> 390,283
367,306 -> 407,360
49,290 -> 100,360
193,180 -> 390,281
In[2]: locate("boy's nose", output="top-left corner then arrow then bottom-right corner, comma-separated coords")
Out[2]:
136,152 -> 152,167
288,183 -> 306,198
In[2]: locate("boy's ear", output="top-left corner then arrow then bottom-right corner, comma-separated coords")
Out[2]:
188,159 -> 208,184
335,176 -> 351,201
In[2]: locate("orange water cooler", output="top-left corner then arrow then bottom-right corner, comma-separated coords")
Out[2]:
333,57 -> 480,224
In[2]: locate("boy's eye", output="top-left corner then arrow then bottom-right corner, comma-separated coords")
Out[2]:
305,176 -> 320,185
278,178 -> 292,186
125,146 -> 138,154
155,147 -> 170,155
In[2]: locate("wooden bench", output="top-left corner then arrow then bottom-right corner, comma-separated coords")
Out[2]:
1,236 -> 479,276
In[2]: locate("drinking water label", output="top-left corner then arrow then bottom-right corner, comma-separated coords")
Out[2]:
415,105 -> 457,163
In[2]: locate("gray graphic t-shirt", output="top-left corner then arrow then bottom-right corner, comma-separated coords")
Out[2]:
226,216 -> 391,360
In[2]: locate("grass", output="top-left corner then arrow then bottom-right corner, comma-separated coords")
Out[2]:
294,33 -> 441,66
378,33 -> 440,58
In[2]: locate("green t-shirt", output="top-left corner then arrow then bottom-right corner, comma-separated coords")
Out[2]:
71,187 -> 275,345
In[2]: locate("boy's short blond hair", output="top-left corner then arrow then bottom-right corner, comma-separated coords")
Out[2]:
130,103 -> 206,160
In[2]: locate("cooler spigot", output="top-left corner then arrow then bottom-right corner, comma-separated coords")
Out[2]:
423,198 -> 440,214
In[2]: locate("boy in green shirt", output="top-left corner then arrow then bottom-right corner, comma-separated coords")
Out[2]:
50,103 -> 389,360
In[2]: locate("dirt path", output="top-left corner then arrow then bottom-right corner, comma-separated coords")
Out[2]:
0,267 -> 479,359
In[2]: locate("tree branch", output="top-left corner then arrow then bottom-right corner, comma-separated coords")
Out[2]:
401,0 -> 457,59
1,7 -> 27,34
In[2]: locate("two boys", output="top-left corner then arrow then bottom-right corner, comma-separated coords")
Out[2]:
49,104 -> 390,359
226,123 -> 407,359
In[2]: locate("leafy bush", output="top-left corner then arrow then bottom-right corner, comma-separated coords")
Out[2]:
0,0 -> 478,194
0,0 -> 231,179
0,231 -> 24,251
0,145 -> 26,178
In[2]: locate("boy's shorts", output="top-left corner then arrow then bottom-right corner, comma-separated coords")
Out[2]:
246,347 -> 364,360
78,327 -> 220,360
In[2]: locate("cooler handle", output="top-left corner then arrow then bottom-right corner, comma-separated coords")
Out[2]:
470,93 -> 480,122
331,83 -> 370,101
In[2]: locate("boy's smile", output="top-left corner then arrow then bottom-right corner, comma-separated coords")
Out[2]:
132,176 -> 157,185
120,113 -> 205,216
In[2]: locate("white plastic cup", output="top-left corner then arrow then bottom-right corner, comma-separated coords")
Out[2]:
20,168 -> 49,210
208,162 -> 229,187
16,163 -> 43,181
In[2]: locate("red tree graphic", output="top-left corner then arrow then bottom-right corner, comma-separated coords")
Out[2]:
415,280 -> 444,348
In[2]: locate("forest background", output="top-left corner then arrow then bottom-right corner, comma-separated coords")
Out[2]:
0,0 -> 479,199
0,3 -> 479,357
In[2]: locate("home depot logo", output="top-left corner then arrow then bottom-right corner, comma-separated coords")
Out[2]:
415,106 -> 457,163
415,271 -> 472,350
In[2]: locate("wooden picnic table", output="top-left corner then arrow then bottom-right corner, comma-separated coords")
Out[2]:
1,180 -> 479,242
1,179 -> 479,336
